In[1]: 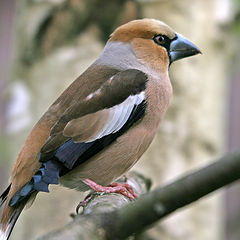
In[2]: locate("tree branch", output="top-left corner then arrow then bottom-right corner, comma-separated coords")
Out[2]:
36,172 -> 151,240
36,151 -> 240,240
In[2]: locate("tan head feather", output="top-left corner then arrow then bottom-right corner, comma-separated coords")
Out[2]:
110,18 -> 176,42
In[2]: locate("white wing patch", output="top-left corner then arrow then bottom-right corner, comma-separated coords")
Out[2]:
0,228 -> 7,240
86,91 -> 145,142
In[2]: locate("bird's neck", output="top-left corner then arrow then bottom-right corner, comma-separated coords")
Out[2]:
96,41 -> 166,80
96,41 -> 135,70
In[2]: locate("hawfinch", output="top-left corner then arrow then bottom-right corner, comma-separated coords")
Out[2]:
0,18 -> 200,240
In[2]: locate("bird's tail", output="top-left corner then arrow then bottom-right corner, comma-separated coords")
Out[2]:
0,185 -> 24,240
0,185 -> 11,208
0,206 -> 24,240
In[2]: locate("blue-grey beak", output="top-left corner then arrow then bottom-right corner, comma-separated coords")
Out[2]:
169,33 -> 201,63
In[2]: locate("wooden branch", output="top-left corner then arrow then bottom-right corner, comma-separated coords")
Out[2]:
36,172 -> 151,240
36,151 -> 240,240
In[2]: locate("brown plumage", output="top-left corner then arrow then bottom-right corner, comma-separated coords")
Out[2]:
0,19 -> 201,240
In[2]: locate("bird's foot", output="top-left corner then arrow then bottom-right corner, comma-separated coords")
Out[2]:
76,178 -> 138,214
108,182 -> 138,198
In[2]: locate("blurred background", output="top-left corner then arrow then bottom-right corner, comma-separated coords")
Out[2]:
0,0 -> 240,239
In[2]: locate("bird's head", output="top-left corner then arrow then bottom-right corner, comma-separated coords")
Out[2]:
108,19 -> 201,72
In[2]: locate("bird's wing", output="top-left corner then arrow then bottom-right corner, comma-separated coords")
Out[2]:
42,68 -> 148,168
40,69 -> 148,153
52,69 -> 147,135
9,68 -> 148,206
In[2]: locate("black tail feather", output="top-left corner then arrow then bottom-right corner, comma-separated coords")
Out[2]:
0,185 -> 11,208
7,205 -> 24,240
0,204 -> 25,240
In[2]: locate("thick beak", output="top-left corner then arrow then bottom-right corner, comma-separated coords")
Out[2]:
169,33 -> 201,63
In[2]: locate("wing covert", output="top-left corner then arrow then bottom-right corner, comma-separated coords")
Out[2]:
50,69 -> 148,136
41,69 -> 148,154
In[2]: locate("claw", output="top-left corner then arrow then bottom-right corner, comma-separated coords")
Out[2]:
76,193 -> 93,214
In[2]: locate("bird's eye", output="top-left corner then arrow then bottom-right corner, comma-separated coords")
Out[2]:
153,35 -> 167,45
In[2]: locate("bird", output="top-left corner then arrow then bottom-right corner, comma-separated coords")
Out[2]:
0,18 -> 201,240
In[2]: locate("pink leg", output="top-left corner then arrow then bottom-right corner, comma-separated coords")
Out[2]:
83,179 -> 138,199
76,179 -> 138,213
109,182 -> 138,198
